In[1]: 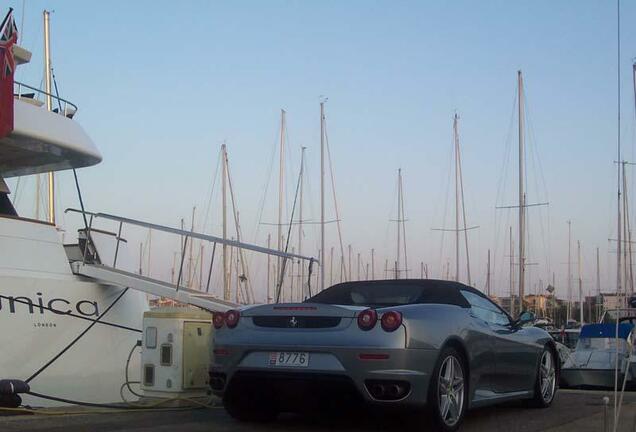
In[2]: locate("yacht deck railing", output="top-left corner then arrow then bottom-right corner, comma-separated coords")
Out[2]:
64,208 -> 319,303
14,81 -> 78,118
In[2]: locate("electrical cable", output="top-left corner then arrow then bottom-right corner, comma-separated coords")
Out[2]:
23,339 -> 217,413
120,341 -> 143,403
19,391 -> 217,412
0,405 -> 218,416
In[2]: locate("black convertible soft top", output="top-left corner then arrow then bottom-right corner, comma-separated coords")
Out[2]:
306,279 -> 480,308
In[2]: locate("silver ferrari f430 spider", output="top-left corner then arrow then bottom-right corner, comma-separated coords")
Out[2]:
210,279 -> 558,431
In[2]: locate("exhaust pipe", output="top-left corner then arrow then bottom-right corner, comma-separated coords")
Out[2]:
370,384 -> 385,399
366,380 -> 410,400
386,384 -> 402,398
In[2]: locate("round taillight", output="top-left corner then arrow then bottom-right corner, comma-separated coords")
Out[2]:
381,311 -> 402,332
357,309 -> 378,331
213,312 -> 225,329
225,310 -> 240,328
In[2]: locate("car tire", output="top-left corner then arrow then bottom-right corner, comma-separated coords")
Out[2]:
528,345 -> 557,408
223,386 -> 278,422
425,346 -> 468,432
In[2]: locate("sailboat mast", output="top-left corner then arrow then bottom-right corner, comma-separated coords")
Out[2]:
348,244 -> 353,281
621,164 -> 634,294
278,109 -> 286,298
567,220 -> 572,322
509,226 -> 514,316
401,172 -> 408,278
454,115 -> 460,282
320,102 -> 326,291
397,169 -> 402,279
486,249 -> 491,296
578,240 -> 583,324
298,147 -> 306,296
43,11 -> 55,225
330,246 -> 334,285
147,229 -> 152,279
189,206 -> 195,287
371,248 -> 375,279
221,144 -> 229,301
266,233 -> 271,303
597,246 -> 601,321
518,70 -> 526,313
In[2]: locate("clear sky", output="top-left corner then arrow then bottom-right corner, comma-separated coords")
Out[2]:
6,0 -> 636,303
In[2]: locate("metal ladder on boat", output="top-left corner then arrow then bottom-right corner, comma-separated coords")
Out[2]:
71,261 -> 238,311
66,209 -> 318,312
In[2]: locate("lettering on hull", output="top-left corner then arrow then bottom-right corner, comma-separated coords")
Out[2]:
0,292 -> 100,317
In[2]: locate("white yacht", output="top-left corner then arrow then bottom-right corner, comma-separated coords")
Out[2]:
0,13 -> 151,407
0,9 -> 314,408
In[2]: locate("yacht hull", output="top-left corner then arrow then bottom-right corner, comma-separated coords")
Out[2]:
0,216 -> 148,406
0,275 -> 148,406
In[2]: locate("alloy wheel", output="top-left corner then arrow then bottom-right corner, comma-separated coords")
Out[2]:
540,350 -> 556,403
438,355 -> 465,427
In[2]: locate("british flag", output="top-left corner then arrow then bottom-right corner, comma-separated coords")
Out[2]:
0,8 -> 18,139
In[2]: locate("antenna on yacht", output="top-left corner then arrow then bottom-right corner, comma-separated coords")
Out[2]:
43,10 -> 55,224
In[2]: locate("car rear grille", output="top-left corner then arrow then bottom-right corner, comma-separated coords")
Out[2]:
252,316 -> 342,328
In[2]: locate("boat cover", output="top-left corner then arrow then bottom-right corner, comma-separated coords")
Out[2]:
580,323 -> 634,340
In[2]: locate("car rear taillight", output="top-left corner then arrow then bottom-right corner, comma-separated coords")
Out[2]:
213,312 -> 225,329
225,310 -> 240,328
381,311 -> 402,332
357,309 -> 378,331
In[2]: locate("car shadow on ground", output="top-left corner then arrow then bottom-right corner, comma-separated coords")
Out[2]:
251,393 -> 605,432
256,400 -> 534,432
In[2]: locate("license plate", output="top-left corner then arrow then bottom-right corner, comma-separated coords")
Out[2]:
268,351 -> 309,367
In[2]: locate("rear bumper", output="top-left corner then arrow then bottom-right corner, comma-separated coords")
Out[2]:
210,346 -> 439,408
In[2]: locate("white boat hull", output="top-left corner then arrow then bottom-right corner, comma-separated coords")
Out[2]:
0,216 -> 148,406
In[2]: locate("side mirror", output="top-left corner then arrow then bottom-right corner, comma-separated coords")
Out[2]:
515,310 -> 535,327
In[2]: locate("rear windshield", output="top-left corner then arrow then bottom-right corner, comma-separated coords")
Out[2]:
306,280 -> 470,308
